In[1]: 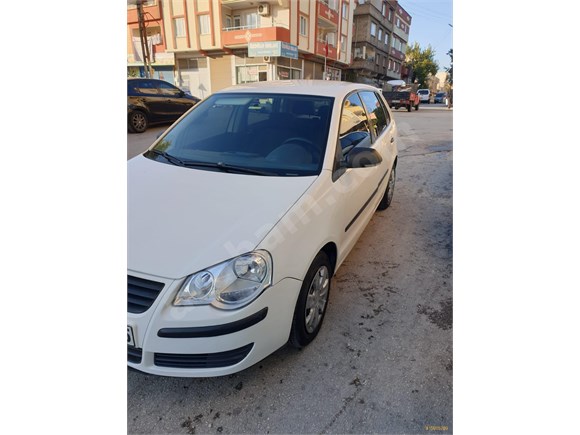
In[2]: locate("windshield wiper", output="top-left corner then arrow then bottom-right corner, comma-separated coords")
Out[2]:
150,149 -> 186,166
180,160 -> 277,176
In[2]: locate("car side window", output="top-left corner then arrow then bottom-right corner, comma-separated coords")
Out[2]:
359,91 -> 389,138
332,92 -> 373,181
157,81 -> 182,96
338,93 -> 373,153
133,80 -> 158,96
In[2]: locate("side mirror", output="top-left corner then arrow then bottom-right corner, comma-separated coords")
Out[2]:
344,147 -> 383,168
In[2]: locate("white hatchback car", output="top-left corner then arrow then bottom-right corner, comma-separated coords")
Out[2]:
417,88 -> 430,104
128,80 -> 398,377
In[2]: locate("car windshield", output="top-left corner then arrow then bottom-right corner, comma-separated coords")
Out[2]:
436,93 -> 445,97
418,90 -> 428,95
145,92 -> 334,177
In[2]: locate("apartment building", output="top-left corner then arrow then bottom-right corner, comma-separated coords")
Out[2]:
346,0 -> 411,86
127,1 -> 356,99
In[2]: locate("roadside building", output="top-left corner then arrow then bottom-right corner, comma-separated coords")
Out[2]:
346,0 -> 411,88
127,0 -> 356,99
127,0 -> 175,82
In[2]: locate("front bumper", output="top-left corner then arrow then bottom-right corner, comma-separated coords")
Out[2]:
127,272 -> 302,377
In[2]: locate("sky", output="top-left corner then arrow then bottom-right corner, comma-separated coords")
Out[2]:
398,0 -> 453,72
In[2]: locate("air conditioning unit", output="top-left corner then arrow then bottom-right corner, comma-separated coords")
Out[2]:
263,56 -> 272,63
258,3 -> 270,16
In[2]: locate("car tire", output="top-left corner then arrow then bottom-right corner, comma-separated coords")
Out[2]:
128,110 -> 148,134
377,166 -> 396,211
289,251 -> 332,349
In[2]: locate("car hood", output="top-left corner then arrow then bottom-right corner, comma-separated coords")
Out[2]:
128,155 -> 316,279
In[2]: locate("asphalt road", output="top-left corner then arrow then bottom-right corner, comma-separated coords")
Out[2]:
127,104 -> 453,434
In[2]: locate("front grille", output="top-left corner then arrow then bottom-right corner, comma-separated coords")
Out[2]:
128,346 -> 142,364
154,343 -> 254,369
128,275 -> 165,313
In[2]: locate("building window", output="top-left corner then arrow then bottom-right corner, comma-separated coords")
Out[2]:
384,32 -> 389,45
245,12 -> 258,29
396,17 -> 400,27
225,15 -> 232,29
199,15 -> 210,35
174,17 -> 186,37
327,32 -> 336,46
342,2 -> 348,19
234,15 -> 241,28
300,16 -> 308,36
378,28 -> 382,42
382,2 -> 387,16
376,54 -> 380,65
388,9 -> 393,21
370,22 -> 377,37
340,35 -> 346,52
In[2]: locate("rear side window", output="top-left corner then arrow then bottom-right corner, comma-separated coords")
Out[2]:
130,80 -> 158,96
157,81 -> 182,96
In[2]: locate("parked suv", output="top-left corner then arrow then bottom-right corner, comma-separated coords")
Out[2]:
128,78 -> 200,133
417,89 -> 430,104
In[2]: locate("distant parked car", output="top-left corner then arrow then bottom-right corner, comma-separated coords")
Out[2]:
417,89 -> 430,104
128,78 -> 200,133
434,92 -> 447,104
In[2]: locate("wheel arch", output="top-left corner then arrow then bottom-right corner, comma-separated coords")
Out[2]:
320,242 -> 338,276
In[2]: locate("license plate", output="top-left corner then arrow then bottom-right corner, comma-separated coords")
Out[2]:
127,325 -> 136,347
392,100 -> 400,103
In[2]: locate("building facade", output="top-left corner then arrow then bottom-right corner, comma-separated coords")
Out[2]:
128,1 -> 356,99
127,1 -> 176,82
346,0 -> 411,87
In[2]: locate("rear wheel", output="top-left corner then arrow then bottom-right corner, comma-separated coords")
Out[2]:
289,252 -> 332,348
128,110 -> 148,133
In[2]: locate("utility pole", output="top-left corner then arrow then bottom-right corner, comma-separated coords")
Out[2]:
133,0 -> 152,78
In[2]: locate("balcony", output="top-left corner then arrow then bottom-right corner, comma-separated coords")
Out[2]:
221,26 -> 291,47
315,39 -> 337,59
389,47 -> 405,62
317,1 -> 339,28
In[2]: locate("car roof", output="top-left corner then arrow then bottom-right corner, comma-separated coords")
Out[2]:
217,80 -> 382,99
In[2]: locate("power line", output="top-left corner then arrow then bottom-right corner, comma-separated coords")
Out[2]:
403,0 -> 452,20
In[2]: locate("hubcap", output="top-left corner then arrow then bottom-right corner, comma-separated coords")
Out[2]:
304,266 -> 329,333
131,113 -> 146,131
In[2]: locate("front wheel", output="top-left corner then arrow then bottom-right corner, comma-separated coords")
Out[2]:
289,252 -> 332,348
377,166 -> 396,211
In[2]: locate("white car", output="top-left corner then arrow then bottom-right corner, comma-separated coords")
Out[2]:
417,88 -> 430,104
128,80 -> 398,377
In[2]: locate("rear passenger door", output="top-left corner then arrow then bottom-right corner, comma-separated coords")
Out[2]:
156,81 -> 193,120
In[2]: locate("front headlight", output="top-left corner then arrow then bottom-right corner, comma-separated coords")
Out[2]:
173,250 -> 273,310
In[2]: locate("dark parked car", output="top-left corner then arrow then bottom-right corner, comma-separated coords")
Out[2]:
434,92 -> 447,104
128,78 -> 200,133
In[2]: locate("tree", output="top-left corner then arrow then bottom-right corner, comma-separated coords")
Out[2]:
445,48 -> 453,86
405,42 -> 439,87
